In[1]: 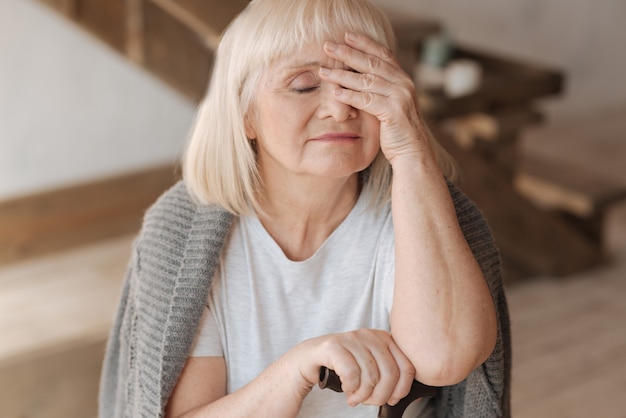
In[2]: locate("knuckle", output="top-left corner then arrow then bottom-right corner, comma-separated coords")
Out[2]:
361,73 -> 376,89
363,369 -> 380,387
387,364 -> 401,382
399,86 -> 413,101
321,337 -> 340,351
362,92 -> 374,107
404,362 -> 417,377
320,336 -> 346,357
342,368 -> 361,386
404,365 -> 415,382
381,46 -> 393,60
367,55 -> 381,72
354,328 -> 369,336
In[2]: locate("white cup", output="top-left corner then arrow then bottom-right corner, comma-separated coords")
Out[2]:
444,59 -> 482,98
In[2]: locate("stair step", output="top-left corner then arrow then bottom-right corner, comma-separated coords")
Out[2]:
517,105 -> 626,221
0,235 -> 133,417
515,155 -> 626,218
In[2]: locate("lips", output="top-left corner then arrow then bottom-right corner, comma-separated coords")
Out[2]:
311,132 -> 361,141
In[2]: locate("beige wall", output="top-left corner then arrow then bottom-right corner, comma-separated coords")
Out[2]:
377,0 -> 626,120
0,0 -> 195,199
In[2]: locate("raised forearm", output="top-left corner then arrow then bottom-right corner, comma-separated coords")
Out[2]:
389,156 -> 497,386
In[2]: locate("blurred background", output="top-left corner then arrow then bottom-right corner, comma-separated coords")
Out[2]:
0,0 -> 624,416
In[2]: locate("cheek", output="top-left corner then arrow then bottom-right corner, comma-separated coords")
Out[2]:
364,116 -> 381,144
262,100 -> 311,136
363,118 -> 382,164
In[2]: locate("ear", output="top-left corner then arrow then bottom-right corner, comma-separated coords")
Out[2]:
244,111 -> 257,140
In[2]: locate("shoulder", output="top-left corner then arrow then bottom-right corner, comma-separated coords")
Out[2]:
143,180 -> 198,228
137,180 -> 234,262
143,180 -> 233,232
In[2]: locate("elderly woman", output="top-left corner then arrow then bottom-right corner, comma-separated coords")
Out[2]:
99,0 -> 510,417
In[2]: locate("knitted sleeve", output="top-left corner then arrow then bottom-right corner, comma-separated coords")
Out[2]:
98,240 -> 138,418
98,181 -> 233,418
435,182 -> 512,418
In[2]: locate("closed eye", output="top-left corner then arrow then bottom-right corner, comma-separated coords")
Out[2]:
293,86 -> 319,94
289,71 -> 319,94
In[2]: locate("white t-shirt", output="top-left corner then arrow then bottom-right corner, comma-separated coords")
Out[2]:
191,187 -> 433,417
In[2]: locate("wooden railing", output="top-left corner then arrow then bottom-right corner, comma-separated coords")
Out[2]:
36,0 -> 247,101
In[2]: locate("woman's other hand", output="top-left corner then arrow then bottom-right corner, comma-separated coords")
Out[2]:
294,328 -> 415,407
319,32 -> 432,166
166,329 -> 414,417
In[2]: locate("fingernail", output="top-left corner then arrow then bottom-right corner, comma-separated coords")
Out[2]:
334,87 -> 343,96
325,41 -> 338,52
345,32 -> 357,42
319,67 -> 331,76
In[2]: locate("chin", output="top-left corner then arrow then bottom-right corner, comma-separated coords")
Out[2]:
310,159 -> 372,179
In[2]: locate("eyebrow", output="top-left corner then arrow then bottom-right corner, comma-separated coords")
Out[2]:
281,60 -> 324,70
270,61 -> 323,85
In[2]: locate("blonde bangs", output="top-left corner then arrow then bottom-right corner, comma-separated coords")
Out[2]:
244,0 -> 397,70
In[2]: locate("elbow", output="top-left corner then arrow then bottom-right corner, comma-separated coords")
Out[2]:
400,327 -> 498,387
404,352 -> 469,387
424,344 -> 496,387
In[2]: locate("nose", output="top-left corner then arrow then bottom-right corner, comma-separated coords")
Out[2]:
316,83 -> 357,122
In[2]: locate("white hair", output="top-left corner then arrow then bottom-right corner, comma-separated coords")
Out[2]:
183,0 -> 455,214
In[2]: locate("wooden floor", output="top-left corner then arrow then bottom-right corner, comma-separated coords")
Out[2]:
508,202 -> 626,418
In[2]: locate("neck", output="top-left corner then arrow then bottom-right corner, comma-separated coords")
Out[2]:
256,173 -> 361,261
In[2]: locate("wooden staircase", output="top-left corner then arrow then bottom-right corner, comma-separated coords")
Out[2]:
35,0 -> 248,101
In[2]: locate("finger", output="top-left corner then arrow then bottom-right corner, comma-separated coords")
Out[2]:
331,333 -> 378,404
323,41 -> 400,84
360,349 -> 401,406
319,66 -> 389,96
325,351 -> 362,395
341,330 -> 401,407
386,343 -> 416,406
331,86 -> 404,124
343,32 -> 398,66
345,351 -> 381,406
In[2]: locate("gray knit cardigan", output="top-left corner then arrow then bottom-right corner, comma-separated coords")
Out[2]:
99,180 -> 511,418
